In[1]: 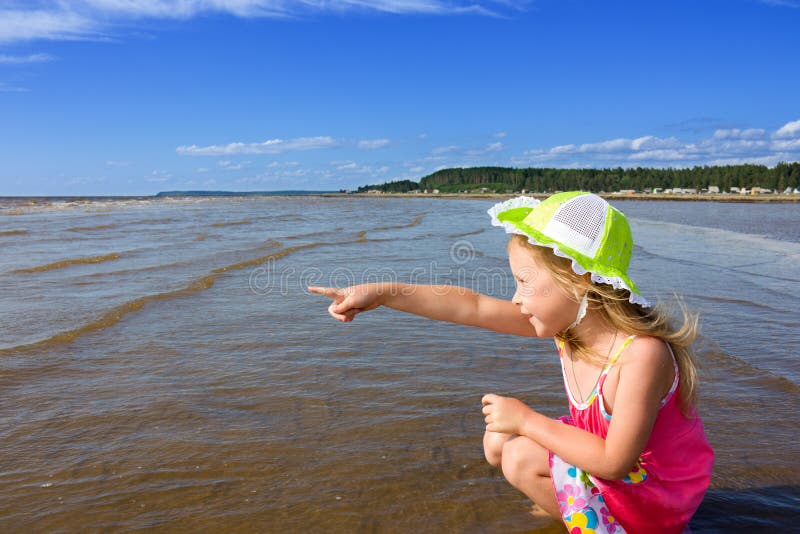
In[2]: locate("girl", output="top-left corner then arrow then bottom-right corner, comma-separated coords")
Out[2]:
309,192 -> 713,533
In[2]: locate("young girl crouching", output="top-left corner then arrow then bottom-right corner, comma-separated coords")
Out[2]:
311,192 -> 713,533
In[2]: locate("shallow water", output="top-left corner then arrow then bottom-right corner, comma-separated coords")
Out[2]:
0,196 -> 798,532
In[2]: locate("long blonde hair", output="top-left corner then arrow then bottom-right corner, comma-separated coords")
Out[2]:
510,234 -> 700,414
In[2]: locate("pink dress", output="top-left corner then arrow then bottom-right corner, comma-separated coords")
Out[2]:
549,335 -> 714,534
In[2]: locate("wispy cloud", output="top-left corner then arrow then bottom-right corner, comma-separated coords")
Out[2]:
0,9 -> 98,44
0,1 -> 524,44
0,53 -> 55,64
758,0 -> 800,8
664,117 -> 735,134
146,169 -> 171,182
431,145 -> 460,154
463,141 -> 504,156
0,82 -> 30,92
177,136 -> 337,156
218,160 -> 245,170
512,118 -> 800,168
331,160 -> 390,174
357,138 -> 390,149
712,128 -> 766,140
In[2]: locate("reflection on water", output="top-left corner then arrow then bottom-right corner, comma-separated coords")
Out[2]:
0,196 -> 798,531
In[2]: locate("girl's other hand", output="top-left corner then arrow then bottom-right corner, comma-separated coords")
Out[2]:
481,393 -> 532,435
307,284 -> 383,322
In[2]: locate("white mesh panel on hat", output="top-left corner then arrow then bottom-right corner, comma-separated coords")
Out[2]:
543,194 -> 608,257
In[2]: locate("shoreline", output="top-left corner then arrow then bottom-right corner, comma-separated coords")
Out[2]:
331,192 -> 800,203
2,193 -> 799,205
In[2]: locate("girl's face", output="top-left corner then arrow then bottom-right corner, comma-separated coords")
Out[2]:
508,239 -> 582,337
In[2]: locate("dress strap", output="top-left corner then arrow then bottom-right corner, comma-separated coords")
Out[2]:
595,335 -> 637,416
596,335 -> 637,388
606,334 -> 637,368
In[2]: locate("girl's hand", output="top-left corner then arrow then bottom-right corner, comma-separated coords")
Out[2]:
307,284 -> 383,322
481,393 -> 532,435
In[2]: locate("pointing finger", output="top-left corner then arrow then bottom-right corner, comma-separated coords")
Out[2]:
308,286 -> 341,299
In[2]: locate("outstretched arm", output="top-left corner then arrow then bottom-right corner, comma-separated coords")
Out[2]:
308,282 -> 537,337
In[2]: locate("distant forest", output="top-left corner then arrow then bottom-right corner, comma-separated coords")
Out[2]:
356,163 -> 800,193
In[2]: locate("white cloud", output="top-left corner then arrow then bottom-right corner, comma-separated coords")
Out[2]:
177,136 -> 336,155
774,119 -> 800,138
267,160 -> 301,167
0,9 -> 99,43
0,82 -> 30,92
513,119 -> 800,168
0,1 -> 519,44
707,155 -> 789,167
235,165 -> 313,187
0,53 -> 55,64
549,144 -> 576,154
713,128 -> 766,140
494,132 -> 507,138
333,161 -> 390,174
758,0 -> 800,8
628,149 -> 690,161
431,145 -> 460,154
486,141 -> 503,151
357,138 -> 390,149
146,169 -> 171,182
105,160 -> 131,167
576,138 -> 630,153
218,160 -> 244,170
772,138 -> 800,151
465,141 -> 504,156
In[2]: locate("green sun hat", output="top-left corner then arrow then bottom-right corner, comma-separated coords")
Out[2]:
487,191 -> 650,307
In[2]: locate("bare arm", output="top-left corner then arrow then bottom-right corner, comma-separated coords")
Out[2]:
308,282 -> 537,337
482,337 -> 673,479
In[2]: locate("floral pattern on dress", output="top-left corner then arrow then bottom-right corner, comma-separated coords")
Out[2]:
622,460 -> 648,484
550,450 -> 626,534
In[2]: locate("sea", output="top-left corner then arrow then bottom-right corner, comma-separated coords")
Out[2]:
1,195 -> 798,532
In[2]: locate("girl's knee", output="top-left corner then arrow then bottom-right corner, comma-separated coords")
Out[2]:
500,437 -> 550,486
483,430 -> 510,467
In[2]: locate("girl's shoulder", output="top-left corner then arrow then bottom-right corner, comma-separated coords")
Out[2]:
617,335 -> 673,369
615,335 -> 675,392
604,335 -> 676,409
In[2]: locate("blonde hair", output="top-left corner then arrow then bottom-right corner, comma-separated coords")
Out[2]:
509,234 -> 700,414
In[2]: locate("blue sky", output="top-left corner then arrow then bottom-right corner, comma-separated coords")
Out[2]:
1,0 -> 799,195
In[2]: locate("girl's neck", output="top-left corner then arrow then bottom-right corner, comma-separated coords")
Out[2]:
569,309 -> 620,354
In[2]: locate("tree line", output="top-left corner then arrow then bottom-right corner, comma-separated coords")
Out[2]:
357,163 -> 800,193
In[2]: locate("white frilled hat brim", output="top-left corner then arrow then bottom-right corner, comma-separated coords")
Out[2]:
488,196 -> 651,308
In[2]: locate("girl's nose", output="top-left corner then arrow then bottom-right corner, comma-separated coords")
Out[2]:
511,287 -> 521,305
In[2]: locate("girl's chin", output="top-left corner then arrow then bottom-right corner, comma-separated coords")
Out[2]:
528,316 -> 545,335
528,316 -> 557,338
